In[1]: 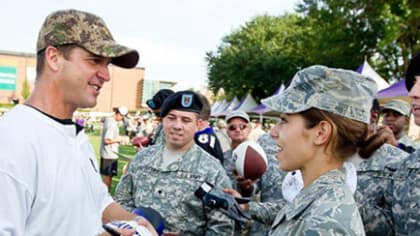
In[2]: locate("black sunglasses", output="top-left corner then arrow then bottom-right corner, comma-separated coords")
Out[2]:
228,124 -> 248,131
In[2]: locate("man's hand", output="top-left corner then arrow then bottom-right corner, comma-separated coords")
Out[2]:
223,188 -> 249,212
101,217 -> 158,236
359,126 -> 398,159
233,170 -> 257,197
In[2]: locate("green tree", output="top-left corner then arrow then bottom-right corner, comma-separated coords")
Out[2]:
207,1 -> 419,97
21,78 -> 31,100
206,14 -> 309,101
296,0 -> 420,80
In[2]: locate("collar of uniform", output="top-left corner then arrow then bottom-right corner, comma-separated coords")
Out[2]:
402,149 -> 420,169
152,143 -> 201,171
283,168 -> 346,221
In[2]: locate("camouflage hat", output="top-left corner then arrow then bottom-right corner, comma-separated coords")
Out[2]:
261,65 -> 377,124
37,9 -> 139,68
382,99 -> 411,116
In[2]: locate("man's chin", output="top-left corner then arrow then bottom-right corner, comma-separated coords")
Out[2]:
79,101 -> 97,108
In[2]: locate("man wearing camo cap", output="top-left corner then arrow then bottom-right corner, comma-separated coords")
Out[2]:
249,65 -> 376,235
0,9 -> 157,235
381,98 -> 418,152
116,91 -> 234,235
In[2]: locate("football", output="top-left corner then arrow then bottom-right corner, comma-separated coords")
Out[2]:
233,141 -> 268,180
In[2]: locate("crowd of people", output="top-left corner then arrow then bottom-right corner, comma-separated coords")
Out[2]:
0,8 -> 418,236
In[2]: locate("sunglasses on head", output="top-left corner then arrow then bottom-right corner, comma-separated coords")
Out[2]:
228,124 -> 248,131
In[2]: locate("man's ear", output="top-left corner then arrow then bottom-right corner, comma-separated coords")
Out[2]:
314,120 -> 333,145
405,116 -> 410,125
44,46 -> 62,72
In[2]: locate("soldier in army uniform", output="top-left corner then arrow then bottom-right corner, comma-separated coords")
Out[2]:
381,98 -> 418,152
349,98 -> 409,235
384,53 -> 420,235
227,66 -> 373,235
115,91 -> 234,235
232,65 -> 374,235
260,65 -> 375,235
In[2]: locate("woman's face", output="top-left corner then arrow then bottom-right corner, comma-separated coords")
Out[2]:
275,113 -> 316,172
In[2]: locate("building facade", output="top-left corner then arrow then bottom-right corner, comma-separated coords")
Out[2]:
140,80 -> 177,107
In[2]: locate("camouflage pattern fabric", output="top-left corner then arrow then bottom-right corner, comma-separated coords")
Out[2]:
256,133 -> 286,203
150,123 -> 165,146
37,9 -> 138,68
382,99 -> 411,117
269,169 -> 365,235
354,144 -> 408,235
223,150 -> 237,188
115,143 -> 234,235
398,134 -> 419,150
262,65 -> 377,124
246,133 -> 287,236
385,149 -> 420,235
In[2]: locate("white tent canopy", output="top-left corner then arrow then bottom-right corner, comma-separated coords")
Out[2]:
212,97 -> 239,117
210,100 -> 222,114
357,60 -> 389,90
211,99 -> 227,116
232,93 -> 258,112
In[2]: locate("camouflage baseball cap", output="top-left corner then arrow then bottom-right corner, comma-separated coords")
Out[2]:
37,9 -> 139,68
382,99 -> 411,116
261,65 -> 378,124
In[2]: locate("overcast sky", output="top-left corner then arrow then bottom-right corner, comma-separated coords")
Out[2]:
1,0 -> 298,90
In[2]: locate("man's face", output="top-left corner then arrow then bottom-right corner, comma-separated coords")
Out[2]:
57,46 -> 111,111
227,117 -> 251,144
162,110 -> 198,151
382,110 -> 408,137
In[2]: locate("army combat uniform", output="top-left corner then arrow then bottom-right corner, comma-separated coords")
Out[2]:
115,143 -> 234,235
354,144 -> 408,235
260,65 -> 376,235
385,149 -> 420,235
269,169 -> 365,235
246,133 -> 287,236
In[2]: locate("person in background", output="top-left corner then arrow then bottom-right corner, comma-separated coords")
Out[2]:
248,119 -> 265,142
222,110 -> 254,235
100,106 -> 128,192
352,98 -> 409,235
385,52 -> 420,235
215,119 -> 231,152
0,9 -> 156,236
223,111 -> 252,190
381,98 -> 418,152
195,93 -> 225,164
146,89 -> 174,145
116,91 -> 234,235
126,112 -> 140,140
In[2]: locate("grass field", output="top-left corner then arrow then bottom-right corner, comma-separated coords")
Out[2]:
88,133 -> 137,196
